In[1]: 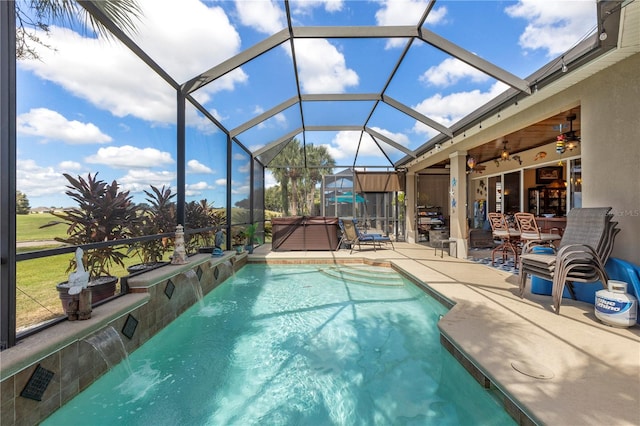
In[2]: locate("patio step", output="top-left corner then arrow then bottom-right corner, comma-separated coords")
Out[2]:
318,265 -> 404,287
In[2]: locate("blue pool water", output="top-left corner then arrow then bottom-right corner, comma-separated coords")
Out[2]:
44,264 -> 515,425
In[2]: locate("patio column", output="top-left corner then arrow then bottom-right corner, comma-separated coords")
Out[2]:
405,171 -> 417,243
449,151 -> 468,258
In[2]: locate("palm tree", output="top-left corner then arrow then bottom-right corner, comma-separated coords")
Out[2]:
16,0 -> 141,60
303,144 -> 335,214
270,139 -> 304,216
269,139 -> 335,216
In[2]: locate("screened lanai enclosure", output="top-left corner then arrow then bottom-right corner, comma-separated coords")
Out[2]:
1,0 -> 618,348
323,169 -> 405,238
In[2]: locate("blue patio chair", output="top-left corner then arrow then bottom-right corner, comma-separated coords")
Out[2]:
339,219 -> 394,254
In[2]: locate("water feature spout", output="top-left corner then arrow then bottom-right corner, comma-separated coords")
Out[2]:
223,260 -> 235,277
83,326 -> 132,375
182,269 -> 203,307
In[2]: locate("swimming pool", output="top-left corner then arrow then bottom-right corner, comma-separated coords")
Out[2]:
44,264 -> 515,425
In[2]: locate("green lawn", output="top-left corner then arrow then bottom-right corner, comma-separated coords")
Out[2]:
16,213 -> 140,329
17,213 -> 66,242
14,212 -> 279,330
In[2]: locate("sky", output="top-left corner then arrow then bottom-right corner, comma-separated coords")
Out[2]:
15,0 -> 598,209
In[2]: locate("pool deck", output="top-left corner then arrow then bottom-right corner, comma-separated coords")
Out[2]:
250,242 -> 640,426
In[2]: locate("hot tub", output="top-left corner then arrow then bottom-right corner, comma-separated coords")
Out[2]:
272,216 -> 340,251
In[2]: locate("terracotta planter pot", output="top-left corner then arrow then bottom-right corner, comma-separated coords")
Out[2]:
126,262 -> 168,275
56,276 -> 118,320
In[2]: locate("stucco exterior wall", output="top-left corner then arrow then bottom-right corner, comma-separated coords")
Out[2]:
580,53 -> 640,264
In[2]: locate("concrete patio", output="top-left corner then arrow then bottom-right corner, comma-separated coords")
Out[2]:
249,242 -> 640,425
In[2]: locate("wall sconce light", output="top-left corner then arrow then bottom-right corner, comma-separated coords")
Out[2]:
500,141 -> 510,160
467,156 -> 477,170
494,141 -> 521,167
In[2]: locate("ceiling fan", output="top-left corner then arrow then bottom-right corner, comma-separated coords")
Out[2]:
562,114 -> 580,142
554,114 -> 580,153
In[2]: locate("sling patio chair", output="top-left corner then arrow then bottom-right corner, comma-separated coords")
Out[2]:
514,212 -> 562,253
518,207 -> 620,313
488,212 -> 521,266
339,219 -> 394,254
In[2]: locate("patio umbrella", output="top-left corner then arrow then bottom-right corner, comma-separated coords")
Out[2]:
328,192 -> 365,203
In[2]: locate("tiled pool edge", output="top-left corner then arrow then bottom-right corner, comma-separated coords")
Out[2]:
0,252 -> 245,426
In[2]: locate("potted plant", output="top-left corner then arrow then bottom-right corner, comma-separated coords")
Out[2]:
243,223 -> 261,254
43,173 -> 141,316
232,230 -> 245,254
187,199 -> 226,254
127,185 -> 176,274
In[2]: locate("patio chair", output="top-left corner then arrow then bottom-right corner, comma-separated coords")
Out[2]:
339,219 -> 394,254
514,212 -> 562,253
488,212 -> 521,266
518,207 -> 620,313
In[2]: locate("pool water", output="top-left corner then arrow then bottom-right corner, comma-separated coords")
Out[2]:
44,264 -> 515,425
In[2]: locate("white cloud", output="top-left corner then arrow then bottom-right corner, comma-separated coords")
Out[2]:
16,159 -> 68,198
215,178 -> 227,186
187,159 -> 213,174
58,161 -> 82,171
258,112 -> 288,130
264,170 -> 278,188
17,108 -> 112,144
235,0 -> 286,33
185,181 -> 214,197
134,0 -> 243,79
505,0 -> 596,57
117,169 -> 175,194
232,184 -> 250,195
238,162 -> 251,173
18,0 -> 246,126
85,145 -> 175,168
412,81 -> 509,137
294,39 -> 359,93
20,27 -> 177,124
370,126 -> 410,147
233,153 -> 247,160
291,0 -> 344,14
420,57 -> 489,87
323,129 -> 407,160
376,1 -> 448,48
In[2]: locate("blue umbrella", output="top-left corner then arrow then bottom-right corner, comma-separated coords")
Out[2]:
328,192 -> 365,203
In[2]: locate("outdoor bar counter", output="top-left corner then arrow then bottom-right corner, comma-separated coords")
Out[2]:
535,216 -> 567,235
272,216 -> 341,251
